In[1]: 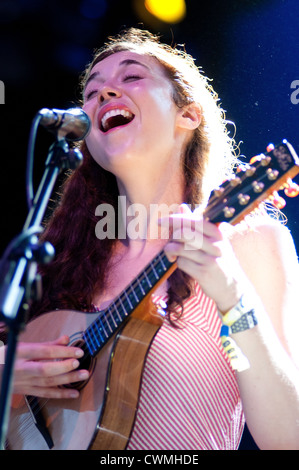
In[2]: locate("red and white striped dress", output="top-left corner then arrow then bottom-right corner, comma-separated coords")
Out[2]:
127,282 -> 244,450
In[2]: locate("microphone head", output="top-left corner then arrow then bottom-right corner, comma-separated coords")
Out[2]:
61,108 -> 91,141
38,107 -> 91,141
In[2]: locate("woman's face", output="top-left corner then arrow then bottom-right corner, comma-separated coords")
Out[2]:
82,50 -> 189,179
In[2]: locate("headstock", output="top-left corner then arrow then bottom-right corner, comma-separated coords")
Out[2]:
204,140 -> 299,225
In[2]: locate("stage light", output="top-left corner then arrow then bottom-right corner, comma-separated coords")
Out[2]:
144,0 -> 186,24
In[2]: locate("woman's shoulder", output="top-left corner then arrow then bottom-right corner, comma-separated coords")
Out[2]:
228,213 -> 297,258
227,213 -> 299,312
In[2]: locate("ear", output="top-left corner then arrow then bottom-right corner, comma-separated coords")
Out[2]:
176,102 -> 202,130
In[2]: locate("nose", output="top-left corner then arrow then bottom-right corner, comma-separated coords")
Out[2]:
98,84 -> 122,103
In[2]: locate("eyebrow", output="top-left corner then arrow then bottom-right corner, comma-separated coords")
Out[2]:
84,58 -> 150,91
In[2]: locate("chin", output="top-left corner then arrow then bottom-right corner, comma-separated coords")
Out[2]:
91,148 -> 140,174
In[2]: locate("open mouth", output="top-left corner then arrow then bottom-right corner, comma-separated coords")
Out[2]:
100,108 -> 135,132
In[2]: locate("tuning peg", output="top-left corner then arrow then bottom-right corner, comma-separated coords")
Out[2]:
245,166 -> 256,177
249,155 -> 260,165
270,191 -> 286,209
252,181 -> 265,193
284,178 -> 299,198
236,163 -> 248,173
223,206 -> 236,218
266,143 -> 275,153
261,156 -> 272,166
213,187 -> 225,197
238,194 -> 250,205
229,176 -> 242,187
249,154 -> 271,166
266,168 -> 279,180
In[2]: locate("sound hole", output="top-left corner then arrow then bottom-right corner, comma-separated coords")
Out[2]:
62,338 -> 95,391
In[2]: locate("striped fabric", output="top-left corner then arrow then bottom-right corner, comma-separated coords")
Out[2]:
126,282 -> 244,450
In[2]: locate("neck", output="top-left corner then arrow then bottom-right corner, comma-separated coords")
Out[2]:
115,164 -> 184,256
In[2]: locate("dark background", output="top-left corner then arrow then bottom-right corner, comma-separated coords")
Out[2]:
0,0 -> 298,249
0,0 -> 298,449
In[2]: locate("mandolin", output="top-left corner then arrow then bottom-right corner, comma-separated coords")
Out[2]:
6,140 -> 299,450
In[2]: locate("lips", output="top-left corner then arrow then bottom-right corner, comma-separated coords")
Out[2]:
98,104 -> 135,132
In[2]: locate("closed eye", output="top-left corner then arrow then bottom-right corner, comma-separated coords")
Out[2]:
123,74 -> 143,82
85,89 -> 97,101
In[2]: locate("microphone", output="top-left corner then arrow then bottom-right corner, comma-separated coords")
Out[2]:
38,107 -> 91,141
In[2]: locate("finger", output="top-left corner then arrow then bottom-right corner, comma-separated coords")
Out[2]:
175,255 -> 214,279
49,335 -> 70,346
159,213 -> 222,242
17,340 -> 84,361
169,225 -> 222,255
164,240 -> 220,264
18,385 -> 81,400
30,367 -> 90,387
16,357 -> 85,379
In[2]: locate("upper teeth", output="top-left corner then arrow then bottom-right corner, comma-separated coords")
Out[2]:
101,108 -> 133,130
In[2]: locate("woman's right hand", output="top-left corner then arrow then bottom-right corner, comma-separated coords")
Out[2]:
10,335 -> 89,399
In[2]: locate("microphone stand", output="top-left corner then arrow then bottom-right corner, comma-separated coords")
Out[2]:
0,137 -> 83,449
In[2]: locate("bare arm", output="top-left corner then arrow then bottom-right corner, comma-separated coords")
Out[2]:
228,219 -> 299,449
163,207 -> 299,449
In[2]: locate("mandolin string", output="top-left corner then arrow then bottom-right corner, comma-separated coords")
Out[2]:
84,250 -> 170,355
8,396 -> 50,441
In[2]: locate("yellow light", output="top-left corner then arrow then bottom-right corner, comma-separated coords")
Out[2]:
144,0 -> 186,24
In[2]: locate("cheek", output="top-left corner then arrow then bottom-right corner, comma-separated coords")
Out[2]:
82,102 -> 96,123
141,89 -> 177,138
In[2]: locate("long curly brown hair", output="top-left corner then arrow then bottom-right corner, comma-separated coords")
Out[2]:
30,28 -> 237,321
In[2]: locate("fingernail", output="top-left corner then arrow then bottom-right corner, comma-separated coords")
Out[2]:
75,349 -> 84,357
79,370 -> 89,380
72,360 -> 80,369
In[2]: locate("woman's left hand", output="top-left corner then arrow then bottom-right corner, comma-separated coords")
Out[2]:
160,204 -> 246,313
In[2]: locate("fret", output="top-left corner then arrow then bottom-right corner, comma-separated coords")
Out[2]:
123,290 -> 134,310
95,316 -> 109,339
83,328 -> 99,355
144,270 -> 152,288
119,294 -> 127,313
129,283 -> 140,303
150,261 -> 160,280
101,310 -> 113,333
138,278 -> 146,296
158,252 -> 168,271
112,300 -> 125,323
107,305 -> 118,329
90,324 -> 104,346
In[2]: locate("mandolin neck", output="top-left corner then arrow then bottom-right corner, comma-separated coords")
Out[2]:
83,250 -> 175,356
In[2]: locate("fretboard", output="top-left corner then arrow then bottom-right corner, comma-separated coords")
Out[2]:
83,250 -> 174,356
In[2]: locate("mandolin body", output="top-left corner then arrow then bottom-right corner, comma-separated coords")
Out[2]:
6,300 -> 163,450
